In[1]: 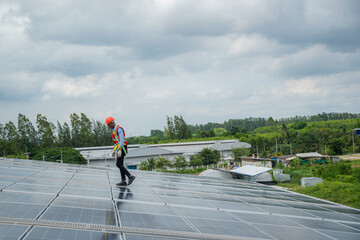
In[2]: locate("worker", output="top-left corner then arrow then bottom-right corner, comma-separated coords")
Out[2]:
106,117 -> 136,187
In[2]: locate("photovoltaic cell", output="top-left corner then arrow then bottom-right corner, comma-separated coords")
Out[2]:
61,187 -> 111,199
119,212 -> 195,232
23,227 -> 120,240
172,206 -> 237,221
233,212 -> 301,227
113,189 -> 162,203
0,191 -> 54,205
4,183 -> 63,194
52,195 -> 113,211
0,224 -> 29,240
318,229 -> 360,240
117,201 -> 177,215
282,217 -> 360,233
0,202 -> 45,219
125,234 -> 193,240
40,206 -> 117,225
186,217 -> 272,239
253,224 -> 333,240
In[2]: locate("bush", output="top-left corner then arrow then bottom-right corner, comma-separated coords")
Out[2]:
296,181 -> 360,209
313,162 -> 352,180
189,155 -> 203,166
31,147 -> 86,164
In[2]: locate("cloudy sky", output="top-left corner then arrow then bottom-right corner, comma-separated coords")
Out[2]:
1,0 -> 359,136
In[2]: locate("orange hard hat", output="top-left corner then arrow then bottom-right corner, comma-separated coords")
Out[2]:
106,117 -> 115,125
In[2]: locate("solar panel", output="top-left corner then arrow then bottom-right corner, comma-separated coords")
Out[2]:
0,191 -> 54,205
117,201 -> 177,216
23,227 -> 120,240
53,195 -> 114,211
1,158 -> 360,240
186,217 -> 272,239
119,212 -> 195,232
0,202 -> 46,219
61,187 -> 111,199
0,224 -> 29,240
40,206 -> 117,225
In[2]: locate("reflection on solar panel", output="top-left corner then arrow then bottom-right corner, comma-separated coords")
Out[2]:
1,158 -> 360,240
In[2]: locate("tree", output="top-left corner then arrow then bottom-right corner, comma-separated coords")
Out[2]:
292,121 -> 308,130
189,155 -> 203,167
37,114 -> 55,148
213,128 -> 228,137
79,113 -> 94,147
164,116 -> 176,139
0,124 -> 5,140
172,155 -> 187,169
174,115 -> 191,139
4,121 -> 18,142
150,130 -> 164,138
155,156 -> 172,169
18,113 -> 37,151
93,120 -> 112,146
231,147 -> 249,164
197,148 -> 220,165
165,115 -> 191,140
230,126 -> 239,136
70,113 -> 81,147
329,138 -> 344,155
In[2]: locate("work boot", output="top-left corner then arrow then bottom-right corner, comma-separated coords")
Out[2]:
116,181 -> 127,187
128,175 -> 136,185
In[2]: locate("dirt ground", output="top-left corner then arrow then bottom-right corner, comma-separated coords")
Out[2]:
338,154 -> 360,161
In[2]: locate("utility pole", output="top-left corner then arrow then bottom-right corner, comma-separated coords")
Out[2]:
61,151 -> 63,164
275,137 -> 278,154
256,145 -> 259,158
86,151 -> 91,166
43,151 -> 45,161
290,142 -> 293,155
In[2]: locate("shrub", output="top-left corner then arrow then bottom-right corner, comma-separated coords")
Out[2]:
31,147 -> 86,164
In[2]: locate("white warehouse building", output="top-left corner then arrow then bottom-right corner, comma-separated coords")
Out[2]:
75,139 -> 251,169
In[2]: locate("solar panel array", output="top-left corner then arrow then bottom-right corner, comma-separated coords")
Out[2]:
0,158 -> 360,240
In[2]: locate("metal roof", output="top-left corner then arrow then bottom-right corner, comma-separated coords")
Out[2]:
230,165 -> 272,177
296,152 -> 324,158
1,158 -> 360,240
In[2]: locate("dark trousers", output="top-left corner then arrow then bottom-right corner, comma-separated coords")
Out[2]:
116,145 -> 131,181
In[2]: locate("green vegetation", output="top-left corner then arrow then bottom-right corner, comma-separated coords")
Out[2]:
1,112 -> 360,165
138,148 -> 221,172
277,160 -> 360,209
31,147 -> 87,164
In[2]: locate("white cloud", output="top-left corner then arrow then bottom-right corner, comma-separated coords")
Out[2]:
0,0 -> 360,136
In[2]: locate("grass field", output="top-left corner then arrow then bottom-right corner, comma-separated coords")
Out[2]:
277,155 -> 360,209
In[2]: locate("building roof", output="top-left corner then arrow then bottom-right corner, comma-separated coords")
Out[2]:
242,157 -> 275,162
127,146 -> 173,158
77,139 -> 251,161
230,165 -> 272,177
296,152 -> 324,158
1,158 -> 360,240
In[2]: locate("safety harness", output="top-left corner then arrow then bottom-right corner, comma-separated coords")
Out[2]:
112,125 -> 128,155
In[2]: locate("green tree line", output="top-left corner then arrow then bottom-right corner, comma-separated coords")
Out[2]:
0,113 -> 112,160
1,112 -> 360,160
142,113 -> 360,157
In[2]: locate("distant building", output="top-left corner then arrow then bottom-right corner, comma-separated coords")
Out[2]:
75,139 -> 251,168
241,157 -> 276,168
281,152 -> 328,166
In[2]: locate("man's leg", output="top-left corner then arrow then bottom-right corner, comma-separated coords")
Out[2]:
116,148 -> 131,180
